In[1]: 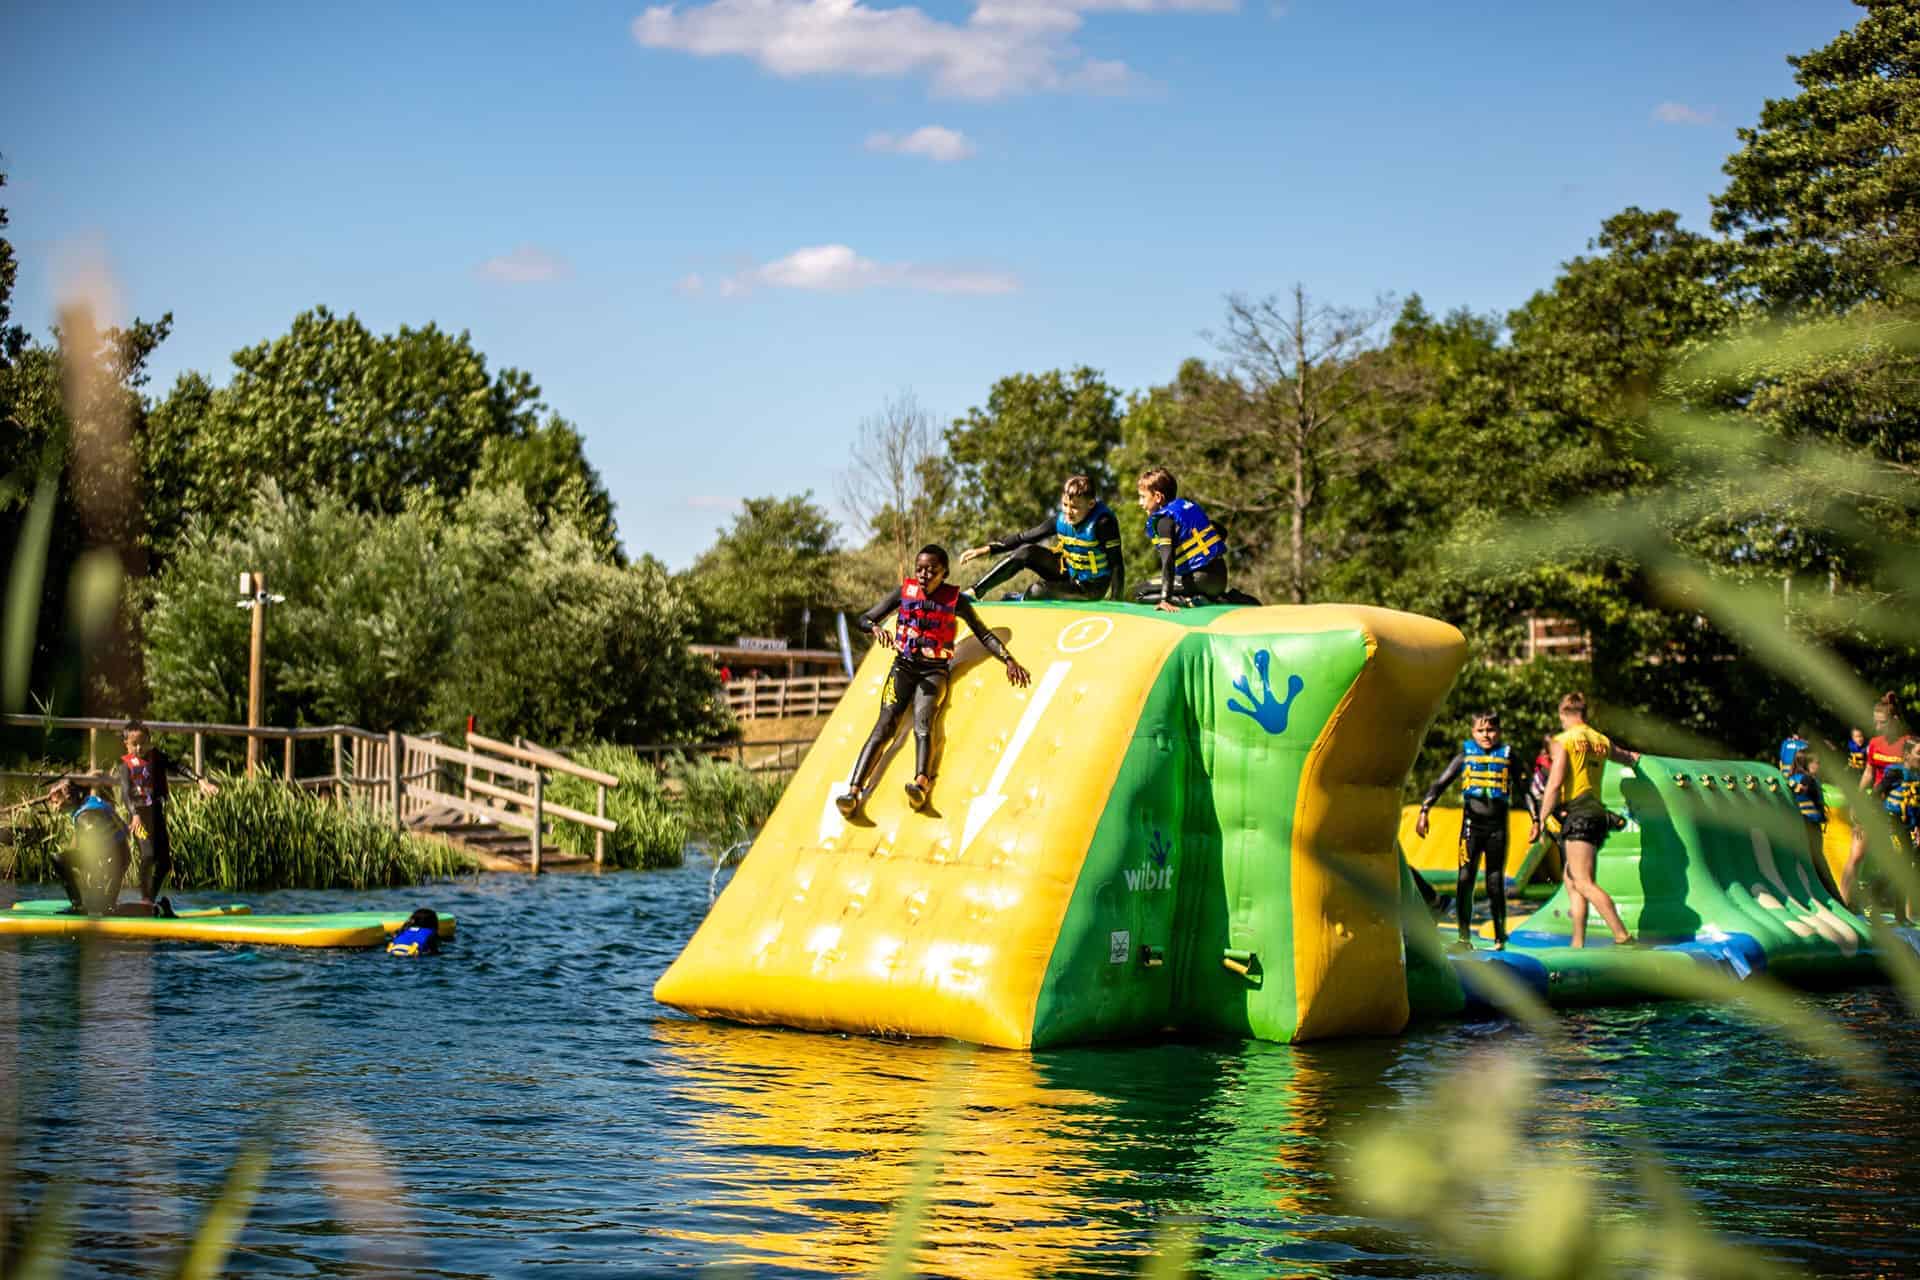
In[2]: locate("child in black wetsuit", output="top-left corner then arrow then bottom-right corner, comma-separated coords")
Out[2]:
957,473 -> 1126,602
838,546 -> 1032,817
112,720 -> 216,906
1414,711 -> 1534,950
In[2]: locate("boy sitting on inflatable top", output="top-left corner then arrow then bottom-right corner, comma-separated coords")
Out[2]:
837,545 -> 1032,818
1133,468 -> 1235,610
957,473 -> 1126,603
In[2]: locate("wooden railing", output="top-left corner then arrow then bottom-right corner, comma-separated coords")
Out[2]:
724,675 -> 850,720
1523,615 -> 1593,662
2,715 -> 619,875
627,737 -> 818,778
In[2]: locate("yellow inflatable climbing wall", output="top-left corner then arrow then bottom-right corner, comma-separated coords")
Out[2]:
654,601 -> 1464,1048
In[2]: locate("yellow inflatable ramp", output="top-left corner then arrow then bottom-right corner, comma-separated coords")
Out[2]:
655,601 -> 1464,1048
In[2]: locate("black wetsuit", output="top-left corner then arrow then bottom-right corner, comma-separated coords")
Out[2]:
1134,510 -> 1228,605
971,510 -> 1125,602
114,750 -> 184,900
1419,747 -> 1534,943
848,589 -> 1015,793
54,799 -> 131,915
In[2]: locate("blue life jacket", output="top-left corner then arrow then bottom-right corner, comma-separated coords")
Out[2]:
1847,741 -> 1869,773
1054,503 -> 1115,582
387,924 -> 438,956
1146,498 -> 1224,575
1779,736 -> 1808,769
1789,769 -> 1824,825
1461,741 -> 1510,800
1884,766 -> 1920,825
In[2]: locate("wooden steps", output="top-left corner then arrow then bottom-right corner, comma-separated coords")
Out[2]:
404,806 -> 596,874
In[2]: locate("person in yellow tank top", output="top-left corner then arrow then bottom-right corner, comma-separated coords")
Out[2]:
1530,691 -> 1643,948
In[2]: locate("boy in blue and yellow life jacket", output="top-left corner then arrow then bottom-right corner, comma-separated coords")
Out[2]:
1786,752 -> 1842,899
1415,711 -> 1533,950
387,908 -> 442,956
1778,729 -> 1810,772
1132,468 -> 1230,610
1845,727 -> 1869,776
837,546 -> 1033,818
1872,740 -> 1920,924
958,474 -> 1125,602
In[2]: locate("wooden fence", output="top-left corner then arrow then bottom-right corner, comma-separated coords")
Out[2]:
1522,615 -> 1593,663
724,675 -> 850,721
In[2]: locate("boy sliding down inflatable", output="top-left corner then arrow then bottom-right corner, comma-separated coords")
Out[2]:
838,545 -> 1031,818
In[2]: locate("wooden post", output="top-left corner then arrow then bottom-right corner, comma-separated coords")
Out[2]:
332,733 -> 343,798
593,784 -> 606,868
193,732 -> 205,776
283,734 -> 295,785
387,730 -> 403,829
530,771 -> 544,875
246,570 -> 268,779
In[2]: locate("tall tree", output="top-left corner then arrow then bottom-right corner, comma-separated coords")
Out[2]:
839,390 -> 950,580
144,307 -> 616,560
946,368 -> 1124,539
1712,0 -> 1920,311
684,494 -> 841,648
1205,287 -> 1399,604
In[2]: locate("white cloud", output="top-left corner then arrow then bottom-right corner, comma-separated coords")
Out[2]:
1651,101 -> 1715,126
631,0 -> 1235,99
865,125 -> 977,162
476,244 -> 572,283
713,243 -> 1018,296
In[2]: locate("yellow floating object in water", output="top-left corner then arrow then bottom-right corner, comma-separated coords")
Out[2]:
656,601 -> 1464,1048
1,900 -> 452,948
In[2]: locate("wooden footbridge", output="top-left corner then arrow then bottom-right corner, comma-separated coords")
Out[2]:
4,716 -> 620,874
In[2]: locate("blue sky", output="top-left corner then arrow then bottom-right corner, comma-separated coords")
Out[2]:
4,0 -> 1862,567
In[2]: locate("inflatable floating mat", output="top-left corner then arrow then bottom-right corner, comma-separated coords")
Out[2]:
3,899 -> 454,948
657,600 -> 1464,1048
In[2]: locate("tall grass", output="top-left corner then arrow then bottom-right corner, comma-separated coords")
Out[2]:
544,743 -> 688,869
670,756 -> 788,852
3,776 -> 471,890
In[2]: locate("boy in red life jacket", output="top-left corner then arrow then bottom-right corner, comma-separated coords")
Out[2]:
837,545 -> 1032,817
112,719 -> 217,910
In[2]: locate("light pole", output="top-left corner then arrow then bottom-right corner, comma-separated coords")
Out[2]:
236,570 -> 285,779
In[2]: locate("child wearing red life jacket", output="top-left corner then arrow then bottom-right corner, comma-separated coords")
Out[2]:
1842,693 -> 1912,912
837,545 -> 1032,817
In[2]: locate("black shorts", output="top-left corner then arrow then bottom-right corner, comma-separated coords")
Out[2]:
1560,809 -> 1611,848
1460,820 -> 1508,866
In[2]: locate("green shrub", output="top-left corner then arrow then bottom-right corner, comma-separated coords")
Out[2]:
543,744 -> 688,870
671,757 -> 788,851
2,776 -> 470,891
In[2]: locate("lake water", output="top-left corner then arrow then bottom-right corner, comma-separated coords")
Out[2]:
4,863 -> 1917,1278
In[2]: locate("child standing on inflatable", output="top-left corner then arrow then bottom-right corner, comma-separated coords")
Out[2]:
1133,468 -> 1229,610
1531,692 -> 1643,948
1414,711 -> 1534,951
1841,694 -> 1910,911
112,720 -> 216,908
837,546 -> 1032,818
1787,752 -> 1843,900
1870,738 -> 1920,924
957,474 -> 1126,602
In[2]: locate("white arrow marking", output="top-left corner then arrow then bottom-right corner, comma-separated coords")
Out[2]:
819,792 -> 848,844
961,660 -> 1071,855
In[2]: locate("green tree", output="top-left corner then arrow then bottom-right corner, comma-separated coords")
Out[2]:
1712,0 -> 1920,310
144,307 -> 616,560
684,494 -> 842,648
946,368 -> 1124,539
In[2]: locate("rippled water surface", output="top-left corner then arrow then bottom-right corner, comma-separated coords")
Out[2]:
4,864 -> 1918,1278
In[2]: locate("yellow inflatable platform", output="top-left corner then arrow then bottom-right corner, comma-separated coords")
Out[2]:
655,601 -> 1464,1048
2,899 -> 454,948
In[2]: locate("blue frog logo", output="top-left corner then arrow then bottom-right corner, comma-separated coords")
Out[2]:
1148,828 -> 1171,869
1226,649 -> 1305,735
1127,827 -> 1175,892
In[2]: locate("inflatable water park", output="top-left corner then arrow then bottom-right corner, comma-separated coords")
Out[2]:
655,599 -> 1918,1047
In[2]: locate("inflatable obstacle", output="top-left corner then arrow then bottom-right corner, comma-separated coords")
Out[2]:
2,898 -> 455,948
1396,805 -> 1557,899
1412,756 -> 1898,1015
655,601 -> 1465,1048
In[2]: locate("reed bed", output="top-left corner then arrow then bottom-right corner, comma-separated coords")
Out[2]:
2,776 -> 471,890
545,743 -> 688,869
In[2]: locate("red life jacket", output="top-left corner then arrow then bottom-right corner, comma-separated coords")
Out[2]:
896,579 -> 960,660
120,752 -> 158,808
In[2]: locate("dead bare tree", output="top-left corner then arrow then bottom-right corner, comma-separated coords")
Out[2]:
838,390 -> 945,580
1208,286 -> 1398,604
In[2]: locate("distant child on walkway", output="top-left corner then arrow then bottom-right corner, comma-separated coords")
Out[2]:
837,546 -> 1032,817
958,474 -> 1126,602
1415,711 -> 1533,950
